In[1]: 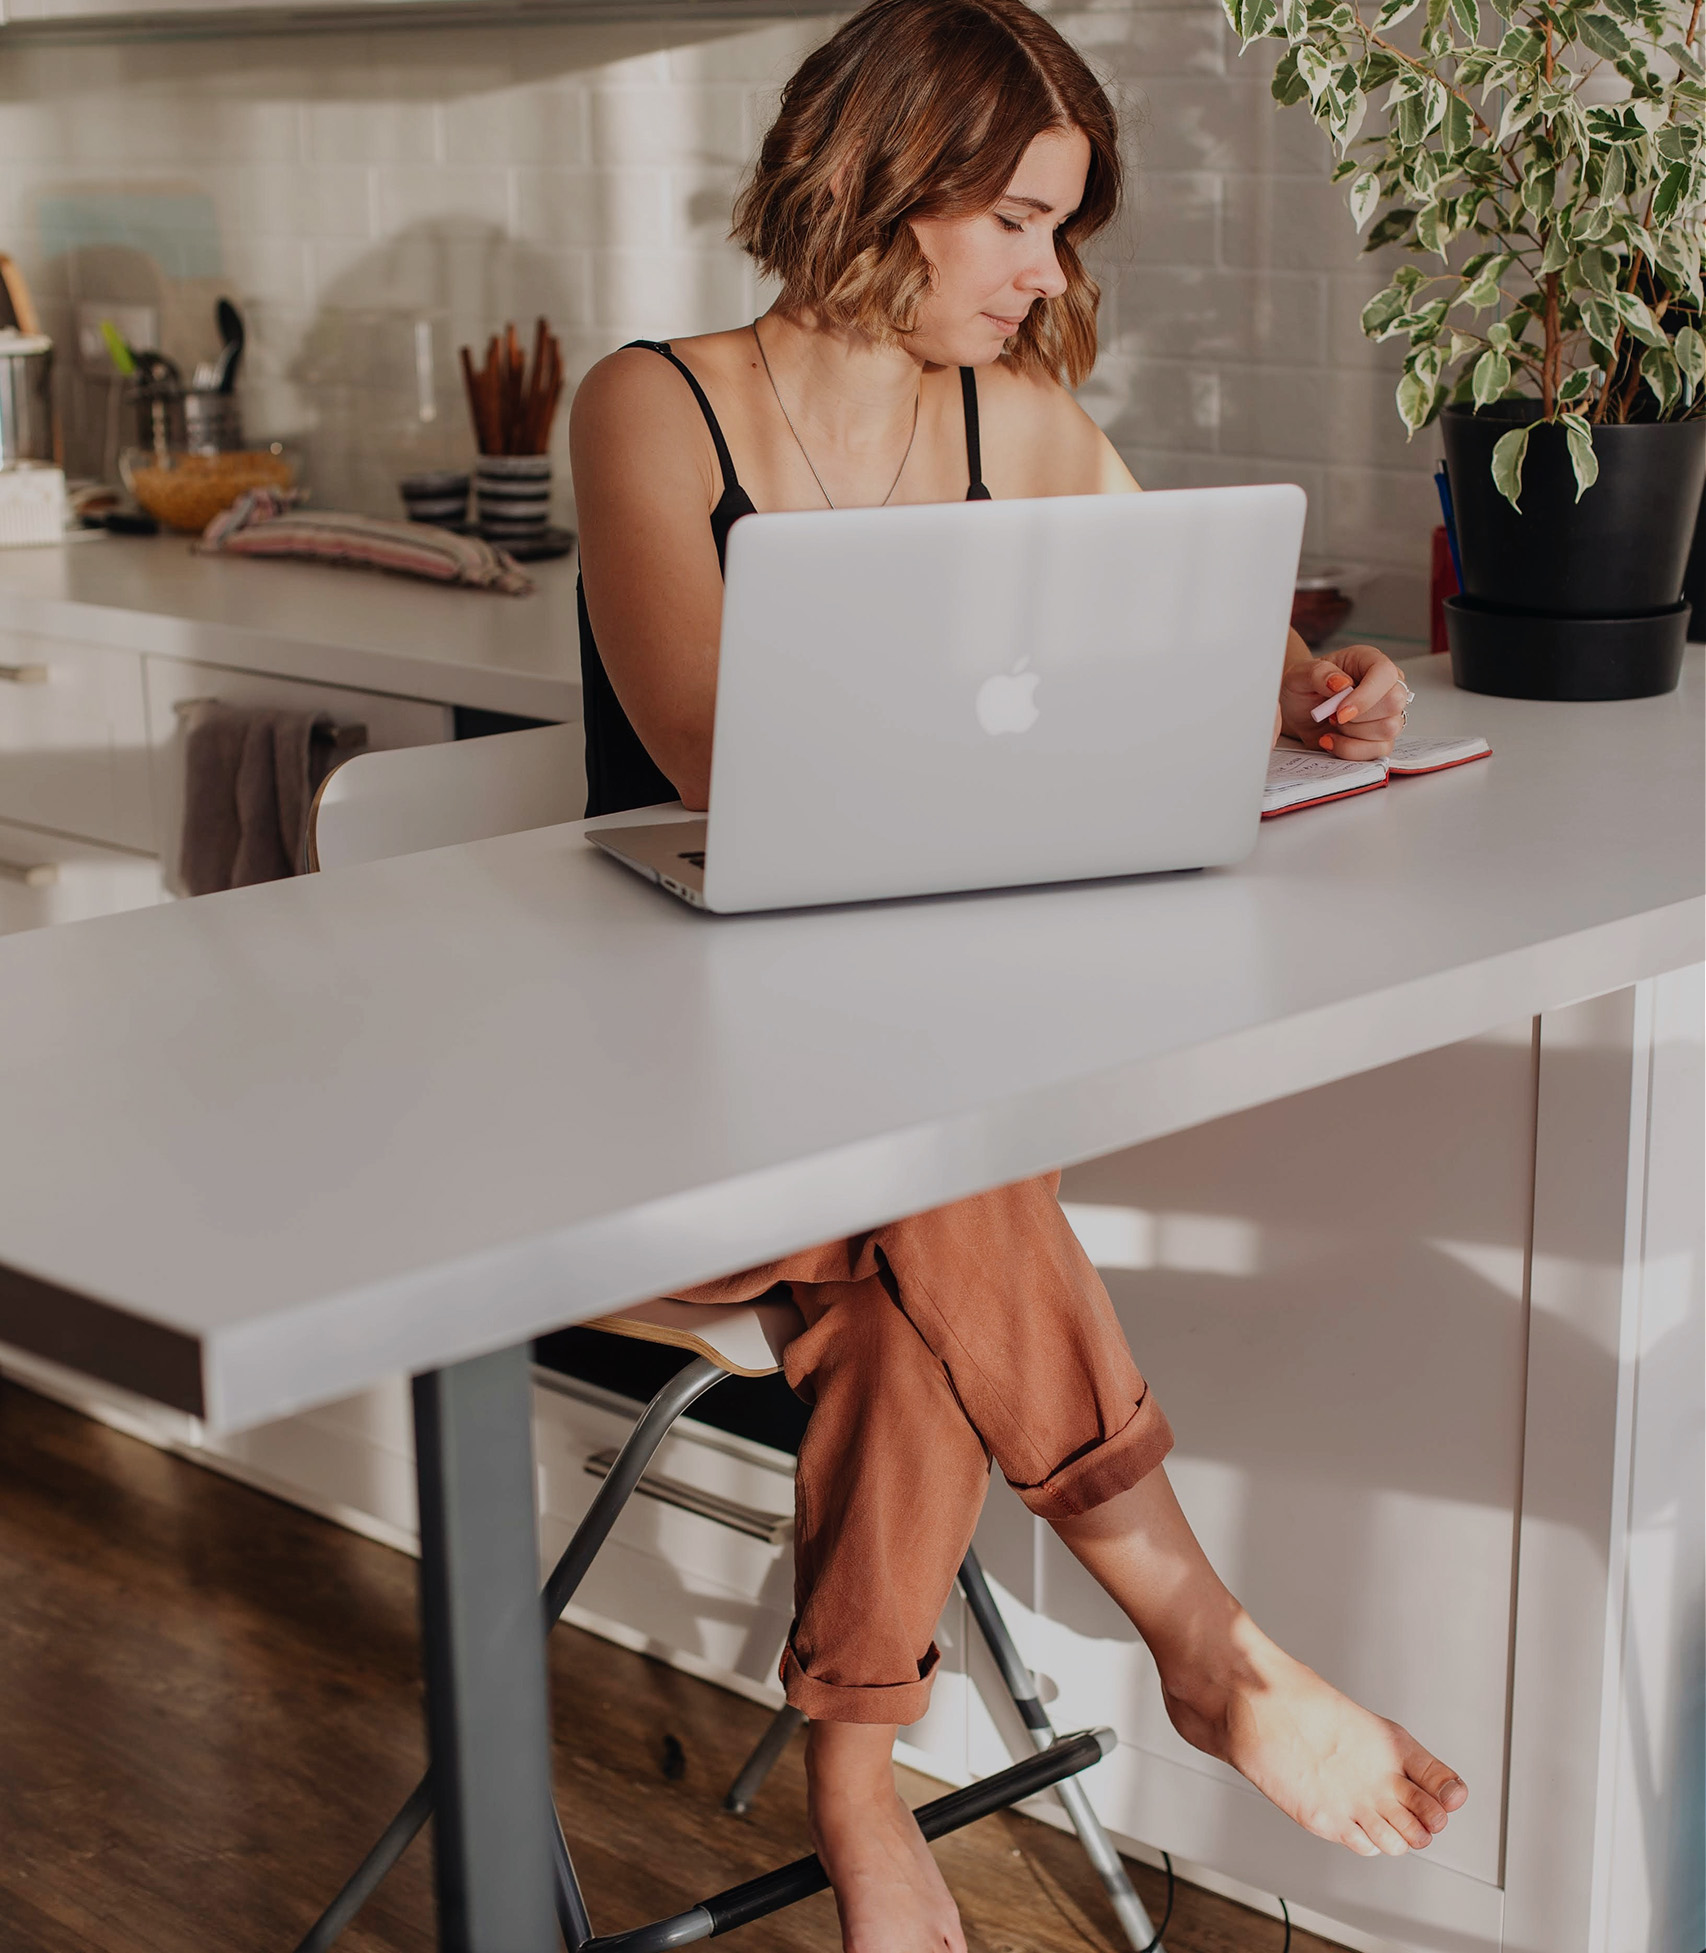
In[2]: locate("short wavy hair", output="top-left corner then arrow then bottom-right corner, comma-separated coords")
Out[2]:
732,0 -> 1120,387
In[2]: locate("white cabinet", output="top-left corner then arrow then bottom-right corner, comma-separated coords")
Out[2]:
0,817 -> 164,934
143,654 -> 452,896
0,631 -> 153,852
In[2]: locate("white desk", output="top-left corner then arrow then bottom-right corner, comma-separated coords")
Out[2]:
0,654 -> 1699,1952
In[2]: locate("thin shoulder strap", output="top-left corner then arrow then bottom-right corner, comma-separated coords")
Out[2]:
626,339 -> 741,500
960,367 -> 991,501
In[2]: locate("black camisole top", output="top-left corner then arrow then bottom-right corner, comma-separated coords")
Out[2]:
578,339 -> 993,819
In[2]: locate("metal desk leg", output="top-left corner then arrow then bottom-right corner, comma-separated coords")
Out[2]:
413,1348 -> 559,1953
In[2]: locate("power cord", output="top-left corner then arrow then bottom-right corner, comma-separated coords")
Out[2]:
1135,1851 -> 1174,1953
1279,1894 -> 1292,1950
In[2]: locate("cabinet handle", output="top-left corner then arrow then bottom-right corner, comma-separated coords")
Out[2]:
583,1449 -> 791,1545
0,858 -> 57,888
0,663 -> 48,684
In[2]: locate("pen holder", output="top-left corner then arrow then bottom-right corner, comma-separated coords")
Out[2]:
475,453 -> 550,542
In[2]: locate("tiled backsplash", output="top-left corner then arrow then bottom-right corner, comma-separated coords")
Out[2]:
0,2 -> 1433,629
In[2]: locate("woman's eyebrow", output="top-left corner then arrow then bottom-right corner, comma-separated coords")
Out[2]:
1000,195 -> 1056,212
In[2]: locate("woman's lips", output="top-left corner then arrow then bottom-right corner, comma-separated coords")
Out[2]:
984,311 -> 1025,332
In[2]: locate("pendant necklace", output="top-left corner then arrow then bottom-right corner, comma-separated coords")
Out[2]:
753,320 -> 919,510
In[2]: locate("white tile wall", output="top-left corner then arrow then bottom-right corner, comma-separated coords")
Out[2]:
0,0 -> 1433,625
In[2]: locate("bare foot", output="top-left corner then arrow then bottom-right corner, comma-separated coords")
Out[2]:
1158,1607 -> 1469,1856
806,1721 -> 965,1953
1053,1467 -> 1469,1860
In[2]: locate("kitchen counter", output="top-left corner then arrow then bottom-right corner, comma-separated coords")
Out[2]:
0,531 -> 582,721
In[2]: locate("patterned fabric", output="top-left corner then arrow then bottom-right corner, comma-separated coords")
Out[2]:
198,489 -> 534,595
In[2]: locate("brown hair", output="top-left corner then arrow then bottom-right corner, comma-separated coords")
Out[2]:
732,0 -> 1120,387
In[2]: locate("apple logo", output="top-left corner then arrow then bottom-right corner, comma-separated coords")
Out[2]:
975,658 -> 1041,736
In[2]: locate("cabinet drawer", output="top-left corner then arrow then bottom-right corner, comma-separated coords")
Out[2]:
0,818 -> 164,936
144,657 -> 453,895
0,631 -> 153,851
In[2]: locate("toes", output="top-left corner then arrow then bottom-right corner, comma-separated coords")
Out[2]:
1406,1744 -> 1468,1813
1398,1776 -> 1450,1836
1342,1823 -> 1383,1858
1356,1812 -> 1413,1857
1381,1796 -> 1435,1851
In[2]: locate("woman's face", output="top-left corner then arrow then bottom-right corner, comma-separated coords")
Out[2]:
907,125 -> 1091,367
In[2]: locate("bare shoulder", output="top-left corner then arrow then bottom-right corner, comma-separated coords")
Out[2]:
972,359 -> 1139,497
570,343 -> 720,502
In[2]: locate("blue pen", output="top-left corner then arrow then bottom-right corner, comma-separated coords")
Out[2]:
1434,462 -> 1464,589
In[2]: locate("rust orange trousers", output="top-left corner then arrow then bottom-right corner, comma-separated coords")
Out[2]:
670,1173 -> 1173,1725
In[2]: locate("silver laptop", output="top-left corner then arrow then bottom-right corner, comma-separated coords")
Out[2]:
589,484 -> 1306,913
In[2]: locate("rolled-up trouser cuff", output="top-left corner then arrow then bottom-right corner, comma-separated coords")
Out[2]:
1012,1387 -> 1175,1522
780,1636 -> 940,1726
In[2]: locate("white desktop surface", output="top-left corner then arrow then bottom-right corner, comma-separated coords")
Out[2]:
0,654 -> 1698,1433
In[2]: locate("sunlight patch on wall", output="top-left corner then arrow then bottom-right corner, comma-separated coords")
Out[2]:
1061,1203 -> 1260,1277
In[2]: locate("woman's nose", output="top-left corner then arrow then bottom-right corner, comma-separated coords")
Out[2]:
1021,240 -> 1069,302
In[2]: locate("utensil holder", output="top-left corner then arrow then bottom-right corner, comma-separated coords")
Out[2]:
475,453 -> 550,541
184,388 -> 244,454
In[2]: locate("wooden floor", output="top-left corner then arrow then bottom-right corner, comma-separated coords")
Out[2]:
0,1381 -> 1343,1953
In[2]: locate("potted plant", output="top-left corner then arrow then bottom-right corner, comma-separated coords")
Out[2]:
1222,0 -> 1706,698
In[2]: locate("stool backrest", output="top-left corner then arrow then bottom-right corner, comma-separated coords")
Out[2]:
308,720 -> 586,871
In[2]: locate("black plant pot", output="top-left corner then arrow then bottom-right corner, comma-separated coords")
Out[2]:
1442,403 -> 1706,615
1440,403 -> 1705,699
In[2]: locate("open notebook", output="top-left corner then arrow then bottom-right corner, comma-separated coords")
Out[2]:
1263,734 -> 1491,818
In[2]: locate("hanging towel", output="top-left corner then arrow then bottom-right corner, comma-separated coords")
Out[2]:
178,702 -> 344,895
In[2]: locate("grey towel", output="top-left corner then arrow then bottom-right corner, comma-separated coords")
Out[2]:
178,702 -> 338,895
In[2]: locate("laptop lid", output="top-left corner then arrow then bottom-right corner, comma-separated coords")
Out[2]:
702,484 -> 1306,913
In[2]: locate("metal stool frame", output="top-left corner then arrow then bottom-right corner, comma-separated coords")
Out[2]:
294,1354 -> 1143,1951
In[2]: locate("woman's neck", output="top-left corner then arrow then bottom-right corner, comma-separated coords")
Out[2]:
755,308 -> 926,457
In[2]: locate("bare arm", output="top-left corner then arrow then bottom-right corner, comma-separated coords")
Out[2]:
570,349 -> 727,811
975,362 -> 1140,498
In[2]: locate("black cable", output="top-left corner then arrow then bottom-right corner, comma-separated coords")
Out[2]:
1279,1894 -> 1292,1951
1136,1850 -> 1174,1953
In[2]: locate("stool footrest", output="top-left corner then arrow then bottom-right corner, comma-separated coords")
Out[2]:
581,1728 -> 1115,1951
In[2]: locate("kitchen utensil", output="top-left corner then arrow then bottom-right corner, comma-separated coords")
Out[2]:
0,329 -> 55,466
0,463 -> 66,546
120,445 -> 294,534
0,255 -> 41,336
214,297 -> 245,393
460,316 -> 563,456
183,388 -> 244,453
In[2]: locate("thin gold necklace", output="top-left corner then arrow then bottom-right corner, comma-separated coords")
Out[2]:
752,320 -> 919,511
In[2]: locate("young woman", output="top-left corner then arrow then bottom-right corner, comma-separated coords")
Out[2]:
571,3 -> 1462,1946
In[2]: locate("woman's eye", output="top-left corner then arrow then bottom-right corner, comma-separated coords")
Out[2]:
996,214 -> 1023,233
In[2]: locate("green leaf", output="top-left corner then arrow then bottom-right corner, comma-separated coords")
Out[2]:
1471,348 -> 1512,404
1675,325 -> 1706,385
1415,203 -> 1447,256
1296,42 -> 1335,100
1441,91 -> 1474,155
1582,293 -> 1622,351
1600,144 -> 1627,202
1365,207 -> 1418,250
1360,283 -> 1412,338
1271,48 -> 1312,104
1284,0 -> 1307,35
1641,345 -> 1682,417
1540,226 -> 1571,274
1613,291 -> 1668,348
1348,170 -> 1382,232
1486,318 -> 1512,348
1558,367 -> 1595,403
1462,251 -> 1514,309
1491,424 -> 1530,510
1577,245 -> 1619,293
1561,413 -> 1599,500
1448,0 -> 1481,34
1577,11 -> 1633,57
1374,0 -> 1424,22
1651,162 -> 1691,227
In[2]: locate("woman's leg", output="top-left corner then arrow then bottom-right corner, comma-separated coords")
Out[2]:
856,1177 -> 1469,1858
1053,1469 -> 1468,1857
